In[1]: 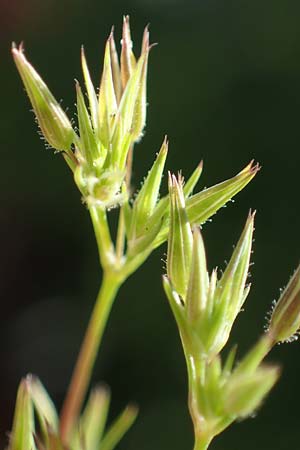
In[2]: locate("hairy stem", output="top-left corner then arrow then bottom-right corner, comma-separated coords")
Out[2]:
182,342 -> 213,450
59,271 -> 122,444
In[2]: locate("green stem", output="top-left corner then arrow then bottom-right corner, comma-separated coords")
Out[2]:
59,271 -> 122,444
182,342 -> 213,450
193,434 -> 212,450
89,206 -> 115,268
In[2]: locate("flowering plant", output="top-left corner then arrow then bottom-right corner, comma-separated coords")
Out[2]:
9,16 -> 300,450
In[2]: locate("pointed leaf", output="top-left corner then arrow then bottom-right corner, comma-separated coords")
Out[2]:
186,161 -> 260,225
183,161 -> 203,198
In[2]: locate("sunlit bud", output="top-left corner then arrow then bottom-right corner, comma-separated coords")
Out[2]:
12,44 -> 74,152
186,227 -> 209,322
167,174 -> 193,300
130,25 -> 149,142
268,265 -> 300,343
127,138 -> 168,256
9,377 -> 35,450
115,31 -> 149,143
109,28 -> 122,104
224,365 -> 280,418
81,47 -> 99,134
207,212 -> 254,356
76,81 -> 98,165
120,15 -> 136,90
98,34 -> 118,148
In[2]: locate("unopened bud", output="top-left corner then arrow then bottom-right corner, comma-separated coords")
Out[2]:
167,174 -> 193,300
12,44 -> 74,152
224,365 -> 280,418
120,15 -> 136,90
268,265 -> 300,343
10,377 -> 35,450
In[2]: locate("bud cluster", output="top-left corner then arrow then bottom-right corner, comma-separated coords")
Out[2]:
13,16 -> 150,209
163,174 -> 300,446
9,375 -> 137,450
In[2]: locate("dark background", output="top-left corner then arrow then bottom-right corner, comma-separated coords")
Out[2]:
1,0 -> 300,448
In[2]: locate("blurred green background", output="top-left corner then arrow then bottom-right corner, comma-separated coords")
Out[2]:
1,0 -> 300,448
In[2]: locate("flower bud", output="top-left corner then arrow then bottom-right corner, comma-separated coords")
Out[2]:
98,34 -> 118,148
224,365 -> 280,418
120,15 -> 136,90
268,265 -> 300,343
127,138 -> 168,256
12,44 -> 74,152
167,174 -> 193,300
186,227 -> 209,322
205,212 -> 254,356
9,377 -> 35,450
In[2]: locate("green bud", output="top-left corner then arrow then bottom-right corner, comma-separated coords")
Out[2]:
206,212 -> 254,356
167,174 -> 193,300
186,227 -> 209,322
114,32 -> 149,145
98,34 -> 118,148
268,265 -> 300,343
81,46 -> 99,134
127,137 -> 168,255
76,81 -> 99,166
120,15 -> 136,90
9,377 -> 35,450
109,28 -> 122,104
224,365 -> 280,418
12,43 -> 75,152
